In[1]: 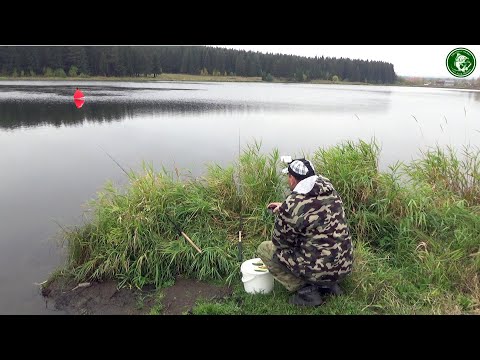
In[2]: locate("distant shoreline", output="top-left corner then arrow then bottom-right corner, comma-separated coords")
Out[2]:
0,74 -> 478,91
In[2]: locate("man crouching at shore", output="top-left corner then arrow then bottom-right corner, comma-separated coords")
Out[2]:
257,158 -> 353,307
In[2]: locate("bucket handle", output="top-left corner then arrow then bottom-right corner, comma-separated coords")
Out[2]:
241,274 -> 256,283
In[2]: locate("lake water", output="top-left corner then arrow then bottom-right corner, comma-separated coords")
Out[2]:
1,80 -> 479,314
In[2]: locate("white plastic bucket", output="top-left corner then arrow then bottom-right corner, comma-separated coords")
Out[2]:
240,258 -> 274,294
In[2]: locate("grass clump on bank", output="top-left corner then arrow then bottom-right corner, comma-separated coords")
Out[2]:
61,141 -> 283,289
57,140 -> 480,314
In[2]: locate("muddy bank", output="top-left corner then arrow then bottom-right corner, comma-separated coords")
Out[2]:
42,276 -> 232,315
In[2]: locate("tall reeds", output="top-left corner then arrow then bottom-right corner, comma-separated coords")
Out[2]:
58,139 -> 480,313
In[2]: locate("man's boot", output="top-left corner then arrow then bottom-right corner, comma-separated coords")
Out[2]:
289,284 -> 324,307
317,282 -> 343,296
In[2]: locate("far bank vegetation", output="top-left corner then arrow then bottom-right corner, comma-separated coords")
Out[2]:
0,46 -> 396,84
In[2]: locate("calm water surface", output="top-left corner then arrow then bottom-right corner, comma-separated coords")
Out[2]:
1,80 -> 479,314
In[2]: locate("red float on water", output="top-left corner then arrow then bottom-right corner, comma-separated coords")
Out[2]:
74,98 -> 85,109
73,88 -> 84,99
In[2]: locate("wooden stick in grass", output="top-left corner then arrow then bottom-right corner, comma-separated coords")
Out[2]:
165,214 -> 202,254
179,230 -> 202,254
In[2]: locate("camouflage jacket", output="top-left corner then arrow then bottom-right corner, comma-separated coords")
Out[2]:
272,175 -> 353,284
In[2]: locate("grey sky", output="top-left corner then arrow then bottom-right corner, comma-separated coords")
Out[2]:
213,45 -> 480,79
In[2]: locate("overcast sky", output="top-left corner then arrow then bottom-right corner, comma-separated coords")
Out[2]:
213,45 -> 480,79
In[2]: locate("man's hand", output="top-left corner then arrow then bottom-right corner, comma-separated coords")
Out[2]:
267,202 -> 282,214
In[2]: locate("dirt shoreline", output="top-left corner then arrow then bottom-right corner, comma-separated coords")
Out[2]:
42,276 -> 232,315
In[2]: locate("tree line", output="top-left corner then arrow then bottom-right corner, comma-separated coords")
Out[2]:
0,46 -> 397,84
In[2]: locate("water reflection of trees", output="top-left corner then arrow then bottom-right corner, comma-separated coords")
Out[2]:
0,100 -> 257,130
0,94 -> 393,130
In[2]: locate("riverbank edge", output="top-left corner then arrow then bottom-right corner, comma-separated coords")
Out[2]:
1,74 -> 478,91
0,74 -> 394,86
41,272 -> 233,315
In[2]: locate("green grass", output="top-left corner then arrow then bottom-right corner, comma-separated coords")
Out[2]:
55,139 -> 480,314
148,292 -> 165,315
